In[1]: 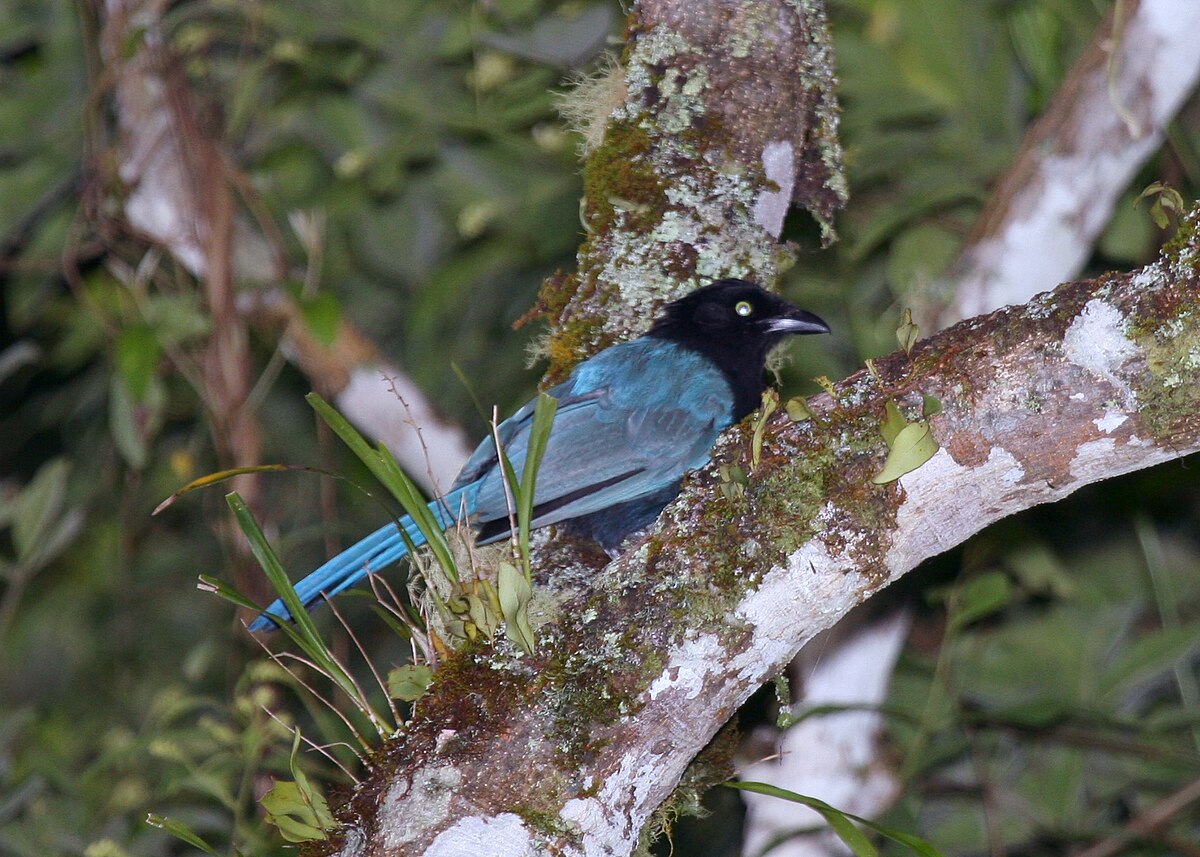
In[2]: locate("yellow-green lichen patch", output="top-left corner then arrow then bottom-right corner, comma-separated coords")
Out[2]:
1133,303 -> 1200,441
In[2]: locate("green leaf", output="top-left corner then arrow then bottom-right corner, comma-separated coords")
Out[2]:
145,814 -> 221,857
517,394 -> 558,573
307,392 -> 459,584
727,782 -> 876,856
718,464 -> 748,501
896,307 -> 920,355
880,400 -> 908,446
726,781 -> 946,857
921,395 -> 942,417
13,458 -> 69,561
225,492 -> 389,734
261,781 -> 329,842
872,421 -> 938,484
1099,623 -> 1200,700
115,325 -> 161,401
144,295 -> 210,346
154,464 -> 309,515
109,376 -> 147,470
287,729 -> 335,830
785,396 -> 813,422
497,561 -> 536,654
260,729 -> 335,843
751,389 -> 779,470
197,574 -> 264,612
299,293 -> 341,347
388,664 -> 434,701
1135,181 -> 1185,230
949,571 -> 1014,630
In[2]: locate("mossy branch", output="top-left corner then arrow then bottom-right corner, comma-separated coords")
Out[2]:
315,213 -> 1200,856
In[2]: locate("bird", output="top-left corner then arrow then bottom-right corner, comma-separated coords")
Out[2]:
249,279 -> 829,631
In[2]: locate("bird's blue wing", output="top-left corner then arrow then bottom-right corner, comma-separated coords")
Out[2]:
449,379 -> 588,490
468,339 -> 734,538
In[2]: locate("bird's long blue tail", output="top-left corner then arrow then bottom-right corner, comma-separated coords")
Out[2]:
248,486 -> 470,632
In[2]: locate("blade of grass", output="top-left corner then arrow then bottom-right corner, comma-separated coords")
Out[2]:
516,394 -> 557,578
154,462 -> 397,520
226,491 -> 390,736
307,392 -> 458,584
726,781 -> 945,857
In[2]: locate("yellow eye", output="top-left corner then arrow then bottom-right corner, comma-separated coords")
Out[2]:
735,300 -> 753,317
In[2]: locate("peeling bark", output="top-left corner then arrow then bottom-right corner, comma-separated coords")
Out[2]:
323,224 -> 1200,855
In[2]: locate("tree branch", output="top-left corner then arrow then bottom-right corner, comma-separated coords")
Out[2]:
326,215 -> 1200,855
937,0 -> 1200,326
98,0 -> 472,494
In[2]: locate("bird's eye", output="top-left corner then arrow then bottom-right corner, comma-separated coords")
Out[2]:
735,300 -> 753,317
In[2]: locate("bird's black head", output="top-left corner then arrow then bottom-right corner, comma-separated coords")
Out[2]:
648,279 -> 830,421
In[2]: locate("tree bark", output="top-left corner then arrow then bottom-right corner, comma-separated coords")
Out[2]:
752,5 -> 1200,844
536,0 -> 844,375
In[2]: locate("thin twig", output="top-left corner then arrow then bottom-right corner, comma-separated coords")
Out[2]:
326,596 -> 401,729
250,641 -> 371,754
263,709 -> 360,784
1073,775 -> 1200,857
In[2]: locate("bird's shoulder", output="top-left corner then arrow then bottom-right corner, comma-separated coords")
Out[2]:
570,337 -> 732,410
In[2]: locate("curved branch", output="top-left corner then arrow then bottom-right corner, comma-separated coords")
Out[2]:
940,0 -> 1200,326
327,220 -> 1200,855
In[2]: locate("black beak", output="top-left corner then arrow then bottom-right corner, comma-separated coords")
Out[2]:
767,308 -> 831,336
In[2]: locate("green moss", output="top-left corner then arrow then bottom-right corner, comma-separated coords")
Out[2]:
581,120 -> 668,239
1161,207 -> 1200,262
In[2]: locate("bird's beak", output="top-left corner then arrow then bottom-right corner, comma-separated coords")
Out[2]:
767,308 -> 831,336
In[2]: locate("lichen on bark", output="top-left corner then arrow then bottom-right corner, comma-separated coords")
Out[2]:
534,0 -> 846,380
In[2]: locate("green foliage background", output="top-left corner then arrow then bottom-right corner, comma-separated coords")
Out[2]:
1,0 -> 1198,855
